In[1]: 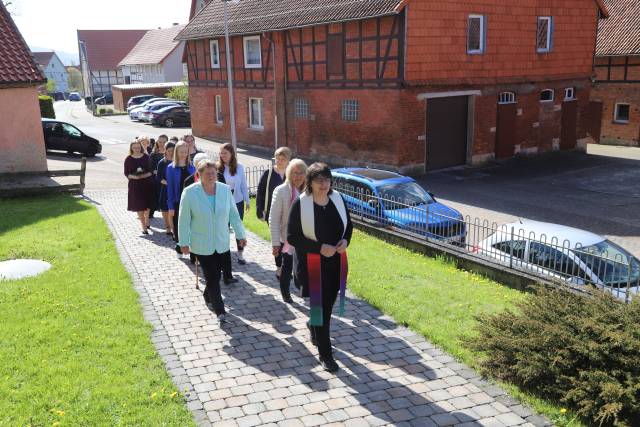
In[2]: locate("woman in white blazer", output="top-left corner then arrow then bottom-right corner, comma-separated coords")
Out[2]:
217,143 -> 250,265
269,159 -> 308,303
178,160 -> 247,324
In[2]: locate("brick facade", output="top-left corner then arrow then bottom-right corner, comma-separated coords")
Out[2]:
592,56 -> 640,146
184,0 -> 602,172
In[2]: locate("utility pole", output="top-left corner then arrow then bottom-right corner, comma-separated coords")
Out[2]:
223,0 -> 238,150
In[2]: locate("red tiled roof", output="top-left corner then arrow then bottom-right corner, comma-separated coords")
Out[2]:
77,29 -> 148,70
31,51 -> 55,68
177,0 -> 404,40
119,25 -> 185,66
597,0 -> 640,56
0,2 -> 46,86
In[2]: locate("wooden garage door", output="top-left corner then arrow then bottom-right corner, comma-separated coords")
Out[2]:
425,96 -> 468,171
585,101 -> 603,143
561,100 -> 578,150
496,103 -> 517,159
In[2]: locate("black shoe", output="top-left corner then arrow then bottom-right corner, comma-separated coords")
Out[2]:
141,230 -> 149,235
282,294 -> 293,304
307,322 -> 317,347
217,314 -> 228,325
320,357 -> 339,373
189,254 -> 196,264
206,303 -> 215,312
224,277 -> 238,285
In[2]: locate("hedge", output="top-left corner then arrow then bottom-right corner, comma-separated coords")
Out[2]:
470,287 -> 640,426
38,95 -> 55,119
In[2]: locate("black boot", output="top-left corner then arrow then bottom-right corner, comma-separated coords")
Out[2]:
320,356 -> 339,373
307,322 -> 317,347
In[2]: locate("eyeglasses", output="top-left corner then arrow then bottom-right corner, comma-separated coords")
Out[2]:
312,177 -> 331,184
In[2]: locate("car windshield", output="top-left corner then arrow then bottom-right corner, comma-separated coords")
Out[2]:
574,240 -> 640,287
377,182 -> 435,209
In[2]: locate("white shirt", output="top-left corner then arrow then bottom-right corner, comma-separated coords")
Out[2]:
222,163 -> 250,205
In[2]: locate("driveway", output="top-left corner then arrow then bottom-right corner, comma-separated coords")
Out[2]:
416,145 -> 640,258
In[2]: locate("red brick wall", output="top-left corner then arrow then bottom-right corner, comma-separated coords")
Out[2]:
591,82 -> 640,146
405,0 -> 599,85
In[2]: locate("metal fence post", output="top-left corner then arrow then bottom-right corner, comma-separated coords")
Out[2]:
80,157 -> 87,194
509,226 -> 515,269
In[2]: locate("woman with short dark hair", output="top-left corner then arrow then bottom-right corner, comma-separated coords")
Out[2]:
124,140 -> 154,234
287,162 -> 353,373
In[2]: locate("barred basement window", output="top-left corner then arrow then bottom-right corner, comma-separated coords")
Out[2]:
540,89 -> 554,102
341,99 -> 359,121
537,17 -> 553,53
498,92 -> 516,104
294,98 -> 309,119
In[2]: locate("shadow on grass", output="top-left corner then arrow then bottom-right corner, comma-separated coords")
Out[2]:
0,194 -> 91,236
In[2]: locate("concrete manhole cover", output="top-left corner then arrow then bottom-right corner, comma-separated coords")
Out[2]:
0,259 -> 51,280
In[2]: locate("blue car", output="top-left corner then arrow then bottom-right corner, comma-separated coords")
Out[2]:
332,168 -> 466,244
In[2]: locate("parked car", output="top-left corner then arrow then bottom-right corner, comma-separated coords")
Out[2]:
150,105 -> 191,127
331,168 -> 466,244
138,101 -> 187,122
41,118 -> 102,157
127,94 -> 156,109
69,92 -> 81,101
94,94 -> 113,105
128,97 -> 171,119
476,220 -> 640,300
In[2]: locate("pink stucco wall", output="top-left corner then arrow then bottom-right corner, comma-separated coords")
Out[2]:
0,86 -> 47,173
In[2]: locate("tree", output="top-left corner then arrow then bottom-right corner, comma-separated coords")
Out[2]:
46,79 -> 56,93
165,81 -> 188,103
67,67 -> 83,93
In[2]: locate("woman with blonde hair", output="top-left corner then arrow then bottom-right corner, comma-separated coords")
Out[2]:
269,159 -> 307,303
167,141 -> 195,258
124,140 -> 154,234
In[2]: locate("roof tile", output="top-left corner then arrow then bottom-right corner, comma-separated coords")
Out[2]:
77,29 -> 148,70
597,0 -> 640,56
119,25 -> 185,66
0,2 -> 46,85
176,0 -> 403,40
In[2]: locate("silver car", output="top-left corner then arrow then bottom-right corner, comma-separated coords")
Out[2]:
476,220 -> 640,301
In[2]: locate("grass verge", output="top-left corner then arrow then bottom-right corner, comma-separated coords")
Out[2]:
244,199 -> 584,427
0,195 -> 194,426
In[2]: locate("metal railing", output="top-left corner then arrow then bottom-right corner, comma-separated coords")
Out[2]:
230,162 -> 638,302
334,183 -> 639,303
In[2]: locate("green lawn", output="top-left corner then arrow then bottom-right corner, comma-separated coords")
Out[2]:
244,200 -> 584,427
0,195 -> 194,426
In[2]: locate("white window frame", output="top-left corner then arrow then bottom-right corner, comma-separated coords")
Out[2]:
536,16 -> 553,53
564,87 -> 576,100
243,35 -> 262,69
210,40 -> 220,69
294,97 -> 309,119
467,15 -> 486,54
215,95 -> 223,123
341,99 -> 359,122
249,97 -> 264,129
614,103 -> 630,124
498,92 -> 516,104
540,89 -> 554,103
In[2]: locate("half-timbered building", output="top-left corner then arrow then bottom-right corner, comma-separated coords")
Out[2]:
591,0 -> 640,147
178,0 -> 608,172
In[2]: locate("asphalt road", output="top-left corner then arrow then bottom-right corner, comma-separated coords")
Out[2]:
48,100 -> 271,190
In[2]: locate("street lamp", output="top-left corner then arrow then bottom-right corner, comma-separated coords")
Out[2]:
223,0 -> 238,150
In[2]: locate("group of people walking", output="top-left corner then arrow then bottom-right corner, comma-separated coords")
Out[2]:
125,138 -> 352,373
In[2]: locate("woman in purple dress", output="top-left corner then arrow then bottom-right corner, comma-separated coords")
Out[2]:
124,140 -> 154,234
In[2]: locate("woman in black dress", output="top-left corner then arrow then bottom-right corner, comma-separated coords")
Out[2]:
287,162 -> 353,373
148,135 -> 167,220
124,140 -> 154,234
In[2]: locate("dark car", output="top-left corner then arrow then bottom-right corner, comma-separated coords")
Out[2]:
150,105 -> 191,128
127,94 -> 156,109
139,101 -> 186,122
94,94 -> 113,105
69,92 -> 81,101
41,118 -> 102,157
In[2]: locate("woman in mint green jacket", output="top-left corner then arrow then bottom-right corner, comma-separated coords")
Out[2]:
178,160 -> 247,324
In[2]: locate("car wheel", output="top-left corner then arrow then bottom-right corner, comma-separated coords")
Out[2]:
67,150 -> 75,155
85,150 -> 97,158
164,118 -> 174,128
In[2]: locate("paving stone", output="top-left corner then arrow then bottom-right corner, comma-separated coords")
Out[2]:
90,190 -> 547,427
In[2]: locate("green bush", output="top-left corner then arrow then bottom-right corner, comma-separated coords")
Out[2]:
470,287 -> 640,426
165,82 -> 188,103
38,95 -> 55,119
